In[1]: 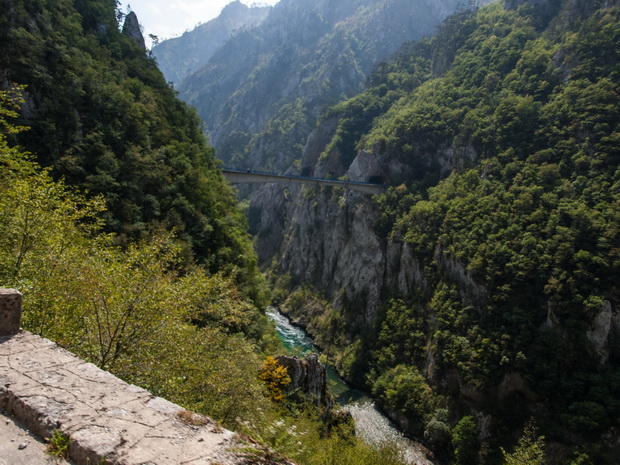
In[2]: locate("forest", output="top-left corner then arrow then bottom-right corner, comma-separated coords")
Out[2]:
0,0 -> 430,464
274,0 -> 619,464
0,0 -> 618,464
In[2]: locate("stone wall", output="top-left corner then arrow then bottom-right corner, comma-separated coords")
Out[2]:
0,288 -> 267,465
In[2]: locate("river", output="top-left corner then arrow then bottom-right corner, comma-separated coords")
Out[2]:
266,307 -> 434,465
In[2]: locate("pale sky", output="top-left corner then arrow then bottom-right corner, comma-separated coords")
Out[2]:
120,1 -> 280,47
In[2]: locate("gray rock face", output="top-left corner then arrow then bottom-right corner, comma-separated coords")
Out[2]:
265,134 -> 437,325
276,354 -> 327,405
249,184 -> 289,265
278,186 -> 384,322
122,11 -> 145,51
587,300 -> 615,363
152,1 -> 271,87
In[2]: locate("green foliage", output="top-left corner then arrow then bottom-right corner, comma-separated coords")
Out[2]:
371,364 -> 434,436
501,422 -> 545,465
125,323 -> 268,427
0,135 -> 269,428
424,408 -> 452,457
371,298 -> 428,372
302,436 -> 409,465
46,429 -> 71,459
237,407 -> 410,465
303,1 -> 619,463
452,416 -> 479,465
0,0 -> 264,303
0,86 -> 28,135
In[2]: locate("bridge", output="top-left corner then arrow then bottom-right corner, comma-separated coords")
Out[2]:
222,168 -> 388,195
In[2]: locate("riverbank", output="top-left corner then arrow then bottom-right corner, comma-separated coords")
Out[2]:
266,307 -> 435,465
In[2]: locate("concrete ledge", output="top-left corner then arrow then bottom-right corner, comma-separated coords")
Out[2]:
0,331 -> 256,465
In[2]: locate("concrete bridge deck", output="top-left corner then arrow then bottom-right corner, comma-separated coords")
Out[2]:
223,168 -> 388,195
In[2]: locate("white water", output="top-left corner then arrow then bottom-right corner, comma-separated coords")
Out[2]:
266,307 -> 433,465
346,401 -> 433,465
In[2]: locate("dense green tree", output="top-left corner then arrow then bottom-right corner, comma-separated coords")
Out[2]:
452,416 -> 479,465
371,364 -> 435,436
501,423 -> 545,465
279,1 -> 619,463
0,0 -> 265,305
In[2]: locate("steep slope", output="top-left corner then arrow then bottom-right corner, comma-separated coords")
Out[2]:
152,1 -> 271,88
271,0 -> 620,463
0,0 -> 259,288
177,0 -> 478,171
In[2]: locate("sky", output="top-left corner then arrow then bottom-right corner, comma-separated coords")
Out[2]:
120,1 -> 280,47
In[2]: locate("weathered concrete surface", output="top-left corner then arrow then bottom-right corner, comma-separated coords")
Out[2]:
0,331 -> 257,465
0,409 -> 71,465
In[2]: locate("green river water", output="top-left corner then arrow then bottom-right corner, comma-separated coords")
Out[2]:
266,307 -> 433,465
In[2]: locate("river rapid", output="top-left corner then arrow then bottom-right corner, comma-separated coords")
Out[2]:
266,307 -> 434,465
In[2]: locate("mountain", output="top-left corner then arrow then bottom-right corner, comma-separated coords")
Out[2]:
264,0 -> 619,463
169,0 -> 481,171
152,1 -> 271,87
0,3 -> 426,464
0,0 -> 259,287
3,0 -> 617,462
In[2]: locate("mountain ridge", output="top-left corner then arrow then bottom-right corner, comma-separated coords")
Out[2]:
160,0 -> 482,172
152,1 -> 271,88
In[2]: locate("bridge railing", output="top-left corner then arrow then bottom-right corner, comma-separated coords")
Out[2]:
222,168 -> 388,195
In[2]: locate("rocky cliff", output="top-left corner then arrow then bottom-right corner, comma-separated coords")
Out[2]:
272,118 -> 429,328
276,353 -> 328,405
122,11 -> 146,51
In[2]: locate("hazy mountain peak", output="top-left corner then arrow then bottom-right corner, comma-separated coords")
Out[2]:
176,0 -> 476,169
220,0 -> 250,18
152,1 -> 271,86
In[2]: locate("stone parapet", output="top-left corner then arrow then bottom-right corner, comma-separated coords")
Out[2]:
0,331 -> 260,464
0,288 -> 22,337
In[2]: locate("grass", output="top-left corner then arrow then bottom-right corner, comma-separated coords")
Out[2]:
46,429 -> 71,459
